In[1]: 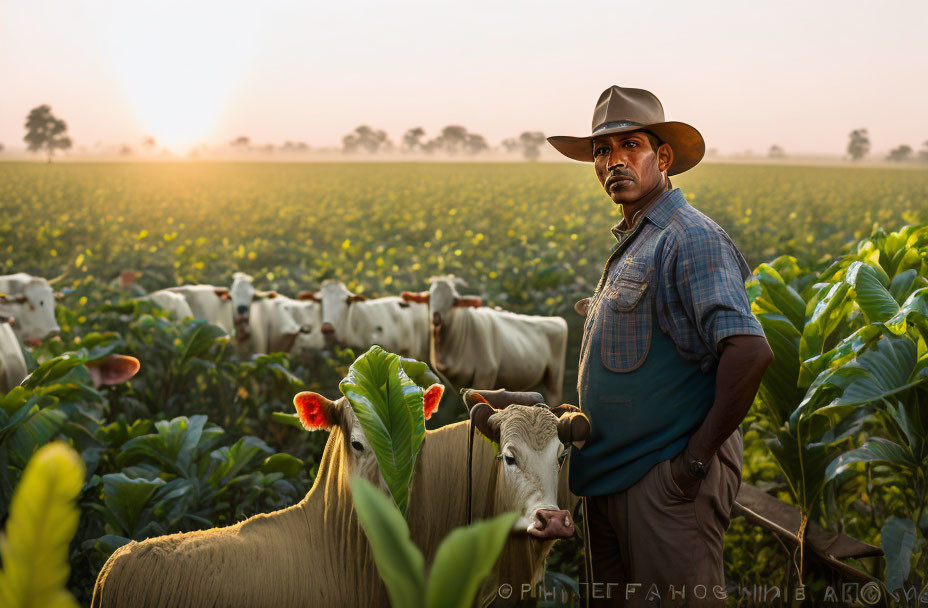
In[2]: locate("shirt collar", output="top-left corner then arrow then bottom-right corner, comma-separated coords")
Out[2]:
611,187 -> 686,241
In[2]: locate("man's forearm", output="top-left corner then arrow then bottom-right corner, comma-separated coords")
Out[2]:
686,335 -> 773,464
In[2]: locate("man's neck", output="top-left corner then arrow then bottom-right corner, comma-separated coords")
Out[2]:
619,177 -> 670,230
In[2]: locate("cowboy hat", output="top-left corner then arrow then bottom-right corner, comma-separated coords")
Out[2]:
547,85 -> 705,175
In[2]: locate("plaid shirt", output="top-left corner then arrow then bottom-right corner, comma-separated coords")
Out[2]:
580,187 -> 764,376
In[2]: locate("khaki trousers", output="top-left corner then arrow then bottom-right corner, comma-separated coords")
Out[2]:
583,430 -> 743,608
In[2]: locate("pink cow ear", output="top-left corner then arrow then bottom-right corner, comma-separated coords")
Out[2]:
293,392 -> 339,430
423,383 -> 444,420
88,355 -> 141,388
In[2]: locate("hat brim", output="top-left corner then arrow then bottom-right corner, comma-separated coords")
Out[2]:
546,121 -> 705,176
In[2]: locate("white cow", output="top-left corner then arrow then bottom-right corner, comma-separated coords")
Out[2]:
167,285 -> 234,333
402,276 -> 568,404
0,275 -> 61,346
314,281 -> 429,360
0,319 -> 27,393
237,294 -> 308,355
140,290 -> 195,321
282,294 -> 326,358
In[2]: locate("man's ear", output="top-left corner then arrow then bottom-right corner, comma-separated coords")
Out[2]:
423,383 -> 444,420
88,355 -> 141,388
293,392 -> 341,430
658,142 -> 674,174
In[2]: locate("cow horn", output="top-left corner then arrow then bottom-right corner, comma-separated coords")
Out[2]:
469,398 -> 500,444
557,412 -> 591,449
463,388 -> 546,409
346,294 -> 367,303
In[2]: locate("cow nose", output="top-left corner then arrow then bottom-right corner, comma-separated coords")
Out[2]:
236,305 -> 248,316
528,509 -> 575,540
321,322 -> 335,335
432,312 -> 442,327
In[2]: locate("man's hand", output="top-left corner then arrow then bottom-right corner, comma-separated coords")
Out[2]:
669,451 -> 701,499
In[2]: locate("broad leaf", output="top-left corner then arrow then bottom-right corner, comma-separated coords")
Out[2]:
826,334 -> 921,408
756,314 -> 802,426
261,453 -> 303,478
351,478 -> 425,608
426,511 -> 519,608
825,437 -> 916,481
844,262 -> 900,323
885,287 -> 928,336
800,282 -> 853,361
751,264 -> 806,331
0,443 -> 83,608
881,517 -> 916,592
339,346 -> 426,515
101,473 -> 166,538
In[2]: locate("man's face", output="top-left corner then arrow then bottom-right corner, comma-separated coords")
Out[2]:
592,131 -> 672,205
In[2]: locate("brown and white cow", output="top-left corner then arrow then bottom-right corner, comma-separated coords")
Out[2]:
402,276 -> 568,404
91,386 -> 589,608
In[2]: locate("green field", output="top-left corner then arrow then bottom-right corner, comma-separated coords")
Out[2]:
2,161 -> 928,604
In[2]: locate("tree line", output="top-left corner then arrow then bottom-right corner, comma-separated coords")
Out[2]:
7,104 -> 928,163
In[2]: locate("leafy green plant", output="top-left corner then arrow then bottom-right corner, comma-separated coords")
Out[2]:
0,442 -> 84,608
351,477 -> 518,608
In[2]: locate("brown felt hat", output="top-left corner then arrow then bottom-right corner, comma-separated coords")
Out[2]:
547,85 -> 705,175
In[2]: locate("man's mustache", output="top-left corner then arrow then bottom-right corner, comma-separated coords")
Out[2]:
606,170 -> 635,186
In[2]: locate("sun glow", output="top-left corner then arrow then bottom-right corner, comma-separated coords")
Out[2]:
103,2 -> 259,152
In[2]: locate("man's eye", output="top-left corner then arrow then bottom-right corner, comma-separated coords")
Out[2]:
624,140 -> 638,148
594,147 -> 609,156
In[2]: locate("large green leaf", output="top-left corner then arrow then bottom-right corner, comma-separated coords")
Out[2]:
750,264 -> 806,331
425,511 -> 518,608
101,473 -> 166,538
826,334 -> 922,408
824,437 -> 916,481
844,261 -> 900,323
0,443 -> 83,608
339,346 -> 426,515
6,407 -> 68,468
118,415 -> 222,478
800,282 -> 853,361
889,269 -> 919,304
885,287 -> 928,336
881,517 -> 916,592
351,478 -> 425,608
755,314 -> 802,426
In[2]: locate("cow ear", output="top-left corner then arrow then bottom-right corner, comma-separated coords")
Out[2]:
297,291 -> 319,301
88,355 -> 141,388
401,291 -> 430,304
346,294 -> 367,304
423,383 -> 444,420
214,288 -> 231,300
265,291 -> 278,299
294,392 -> 340,430
453,296 -> 482,308
470,398 -> 501,444
556,411 -> 591,450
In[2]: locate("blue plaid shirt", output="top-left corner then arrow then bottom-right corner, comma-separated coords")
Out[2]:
580,187 -> 764,377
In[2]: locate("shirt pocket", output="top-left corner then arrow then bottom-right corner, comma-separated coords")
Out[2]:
600,261 -> 652,372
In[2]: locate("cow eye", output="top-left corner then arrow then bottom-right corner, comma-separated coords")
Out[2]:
504,454 -> 517,466
351,440 -> 364,452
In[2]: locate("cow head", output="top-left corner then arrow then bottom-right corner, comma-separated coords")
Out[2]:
469,397 -> 590,540
318,280 -> 367,345
281,299 -> 324,357
230,272 -> 256,321
294,384 -> 444,488
0,279 -> 60,345
401,276 -> 481,330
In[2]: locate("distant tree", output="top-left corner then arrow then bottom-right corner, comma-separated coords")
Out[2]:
23,104 -> 72,162
501,138 -> 519,154
281,141 -> 309,152
886,144 -> 913,162
259,143 -> 275,154
230,136 -> 251,149
518,131 -> 546,161
119,144 -> 133,156
402,127 -> 426,152
767,144 -> 786,159
847,128 -> 870,161
141,135 -> 156,151
464,133 -> 488,155
0,142 -> 4,153
919,140 -> 928,163
706,148 -> 719,157
342,125 -> 392,154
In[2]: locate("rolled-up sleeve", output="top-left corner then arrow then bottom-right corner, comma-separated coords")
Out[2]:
671,226 -> 765,357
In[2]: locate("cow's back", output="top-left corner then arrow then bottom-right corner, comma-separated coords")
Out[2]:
0,323 -> 27,391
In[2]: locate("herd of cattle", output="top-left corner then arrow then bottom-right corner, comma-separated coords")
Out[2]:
0,271 -> 568,402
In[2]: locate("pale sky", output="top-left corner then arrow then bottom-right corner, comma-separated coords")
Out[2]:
1,0 -> 926,156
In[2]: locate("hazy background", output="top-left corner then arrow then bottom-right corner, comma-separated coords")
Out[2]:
1,0 -> 926,158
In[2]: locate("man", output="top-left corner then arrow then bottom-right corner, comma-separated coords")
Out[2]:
547,86 -> 773,607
